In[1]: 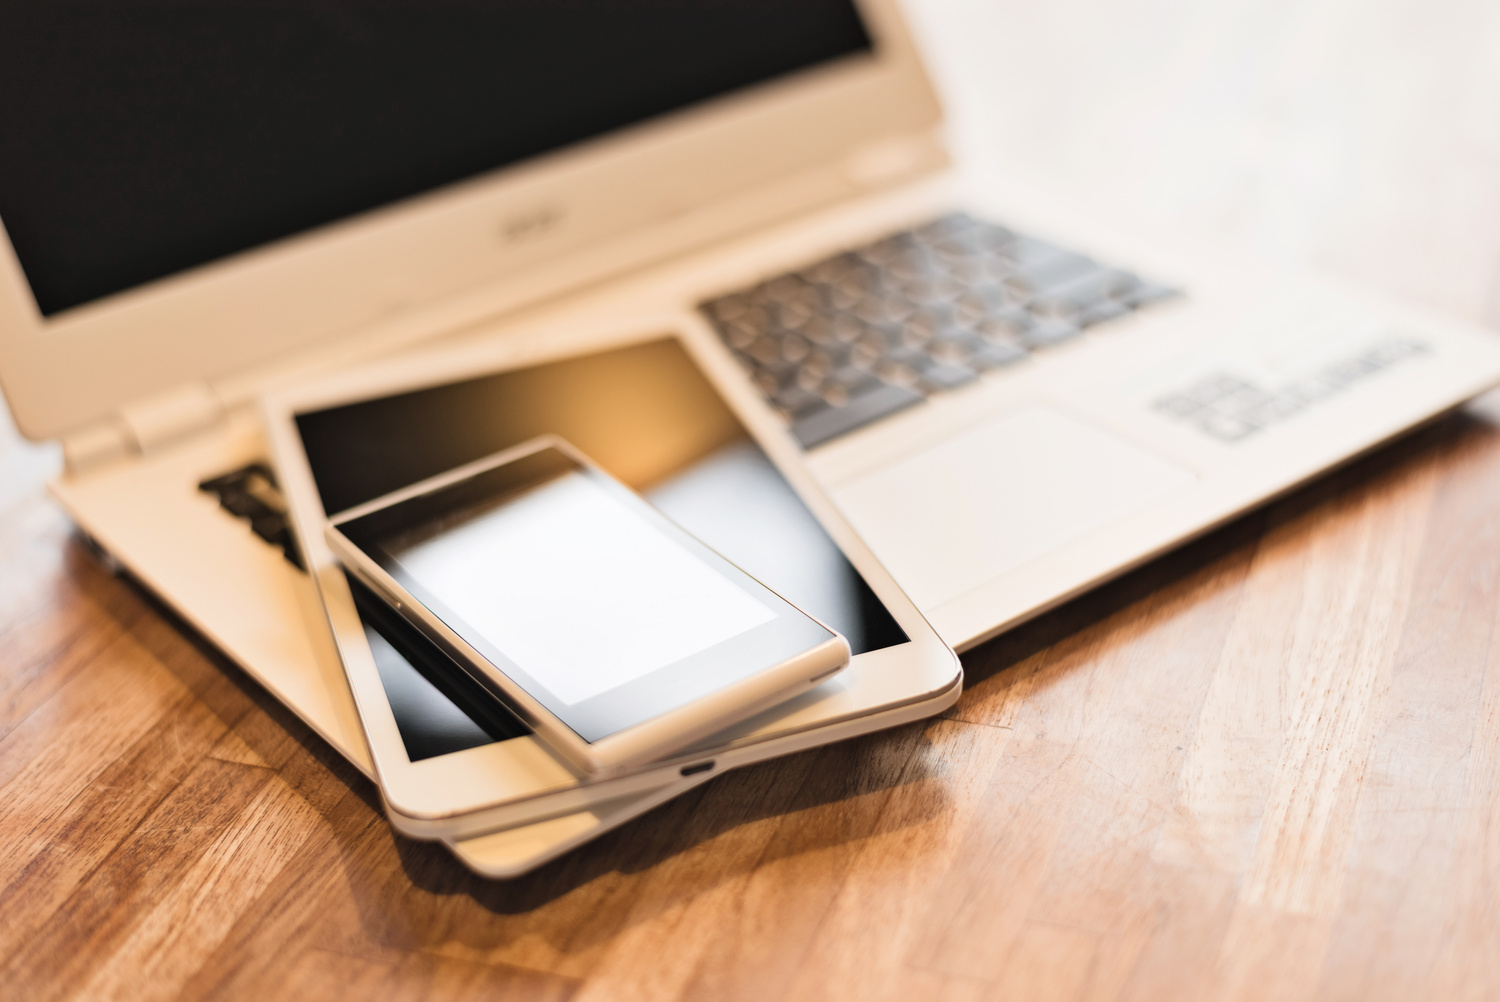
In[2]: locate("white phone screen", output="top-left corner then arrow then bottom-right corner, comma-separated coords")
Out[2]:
385,469 -> 775,705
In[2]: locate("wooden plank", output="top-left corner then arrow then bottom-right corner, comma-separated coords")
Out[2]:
70,774 -> 321,1002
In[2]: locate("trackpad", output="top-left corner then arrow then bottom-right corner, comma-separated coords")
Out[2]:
829,407 -> 1196,610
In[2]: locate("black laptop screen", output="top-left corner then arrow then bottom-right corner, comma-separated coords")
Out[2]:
0,2 -> 872,317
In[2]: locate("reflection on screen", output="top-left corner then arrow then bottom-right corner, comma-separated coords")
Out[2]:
363,621 -> 503,757
349,573 -> 528,761
388,469 -> 774,706
647,439 -> 864,638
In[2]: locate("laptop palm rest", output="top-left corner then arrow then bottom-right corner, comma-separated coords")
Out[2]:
829,406 -> 1198,611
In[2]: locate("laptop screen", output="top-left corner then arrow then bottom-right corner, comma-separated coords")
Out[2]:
0,2 -> 871,318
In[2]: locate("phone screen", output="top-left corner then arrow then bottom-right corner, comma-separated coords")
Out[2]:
385,465 -> 775,706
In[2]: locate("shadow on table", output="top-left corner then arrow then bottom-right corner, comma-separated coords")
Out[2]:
395,716 -> 945,914
77,536 -> 945,914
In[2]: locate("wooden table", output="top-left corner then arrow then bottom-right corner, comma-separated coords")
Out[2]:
6,2 -> 1500,998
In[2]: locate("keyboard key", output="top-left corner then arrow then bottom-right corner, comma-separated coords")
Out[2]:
977,307 -> 1030,341
1015,252 -> 1102,293
1079,299 -> 1131,327
919,364 -> 979,393
854,294 -> 913,325
723,324 -> 758,351
1032,268 -> 1140,317
994,234 -> 1072,270
1021,318 -> 1082,348
875,359 -> 923,388
1196,412 -> 1259,441
928,333 -> 982,365
1364,338 -> 1428,365
251,512 -> 289,544
1179,374 -> 1254,405
221,491 -> 269,519
1239,393 -> 1306,425
778,333 -> 811,363
790,384 -> 925,448
1323,355 -> 1385,386
772,385 -> 829,418
747,337 -> 782,367
883,344 -> 933,370
798,347 -> 845,382
969,340 -> 1028,370
1216,385 -> 1276,416
912,214 -> 986,245
903,276 -> 963,304
1153,394 -> 1205,418
819,365 -> 881,406
1123,283 -> 1180,309
706,294 -> 752,323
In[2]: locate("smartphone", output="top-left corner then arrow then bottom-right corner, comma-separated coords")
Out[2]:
324,434 -> 851,777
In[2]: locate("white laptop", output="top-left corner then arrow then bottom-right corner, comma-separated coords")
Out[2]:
4,2 -> 1499,871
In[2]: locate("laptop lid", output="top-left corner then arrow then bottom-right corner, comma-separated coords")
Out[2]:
0,1 -> 942,446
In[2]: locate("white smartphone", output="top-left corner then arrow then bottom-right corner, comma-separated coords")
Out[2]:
325,433 -> 851,777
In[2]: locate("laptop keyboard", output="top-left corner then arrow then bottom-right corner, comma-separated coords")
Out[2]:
199,463 -> 304,570
700,212 -> 1179,449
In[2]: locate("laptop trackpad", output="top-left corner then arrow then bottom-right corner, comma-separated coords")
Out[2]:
828,406 -> 1197,611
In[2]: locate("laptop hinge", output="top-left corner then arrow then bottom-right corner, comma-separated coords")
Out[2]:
61,420 -> 132,474
63,381 -> 226,474
120,382 -> 225,453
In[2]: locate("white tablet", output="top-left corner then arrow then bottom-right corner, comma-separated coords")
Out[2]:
263,329 -> 961,842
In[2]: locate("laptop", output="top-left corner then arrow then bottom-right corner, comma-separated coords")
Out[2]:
4,2 -> 1499,869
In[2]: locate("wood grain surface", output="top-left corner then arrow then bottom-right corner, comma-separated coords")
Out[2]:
7,1 -> 1500,998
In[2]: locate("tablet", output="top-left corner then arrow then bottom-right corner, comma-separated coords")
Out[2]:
263,329 -> 960,841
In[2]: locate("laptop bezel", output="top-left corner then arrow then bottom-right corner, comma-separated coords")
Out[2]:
0,0 -> 942,443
